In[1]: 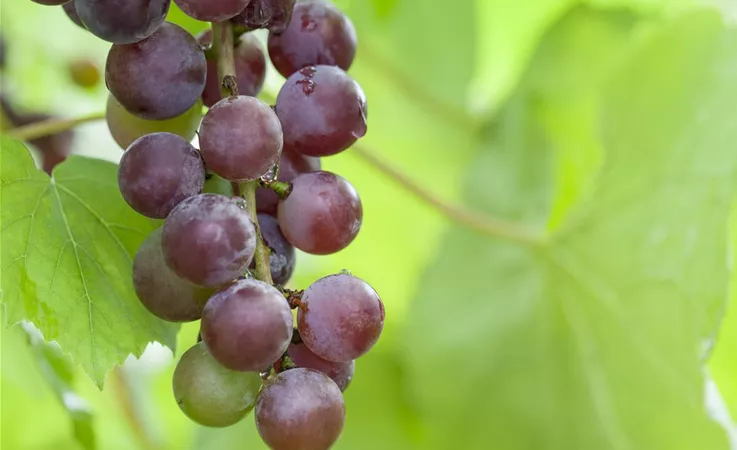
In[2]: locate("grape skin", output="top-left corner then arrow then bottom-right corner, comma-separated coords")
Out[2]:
275,65 -> 366,157
256,148 -> 320,215
162,194 -> 256,287
199,96 -> 283,182
199,31 -> 266,107
231,0 -> 296,34
173,342 -> 262,427
277,171 -> 362,255
31,0 -> 70,5
118,132 -> 205,219
75,0 -> 170,44
133,228 -> 211,322
106,22 -> 207,120
255,368 -> 345,450
106,95 -> 202,150
288,342 -> 354,392
174,0 -> 249,21
253,214 -> 295,286
201,279 -> 293,372
268,0 -> 357,78
298,273 -> 384,362
62,2 -> 85,28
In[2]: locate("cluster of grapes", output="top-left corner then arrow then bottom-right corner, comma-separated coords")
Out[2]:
31,0 -> 384,448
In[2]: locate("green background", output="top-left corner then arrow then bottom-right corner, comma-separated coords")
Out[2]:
3,0 -> 737,449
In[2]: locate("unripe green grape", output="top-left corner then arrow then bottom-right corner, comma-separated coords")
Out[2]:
173,342 -> 262,428
106,94 -> 202,150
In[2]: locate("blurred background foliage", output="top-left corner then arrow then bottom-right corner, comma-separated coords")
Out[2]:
3,0 -> 737,449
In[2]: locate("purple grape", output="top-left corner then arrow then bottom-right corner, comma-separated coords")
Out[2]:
277,171 -> 362,255
162,194 -> 256,287
75,0 -> 170,44
275,65 -> 366,157
199,31 -> 266,107
268,0 -> 356,78
173,342 -> 262,427
133,228 -> 211,322
201,279 -> 293,371
118,132 -> 205,219
173,0 -> 249,21
32,0 -> 70,5
199,96 -> 282,182
252,214 -> 295,286
106,94 -> 202,150
106,22 -> 207,120
231,0 -> 295,33
298,273 -> 384,362
255,368 -> 345,450
288,342 -> 354,392
62,2 -> 85,28
256,149 -> 320,215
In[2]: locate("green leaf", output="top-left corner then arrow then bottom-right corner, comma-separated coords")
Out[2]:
0,139 -> 178,387
167,5 -> 209,36
403,8 -> 737,450
21,322 -> 95,450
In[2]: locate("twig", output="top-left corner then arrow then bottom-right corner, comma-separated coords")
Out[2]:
351,143 -> 543,245
5,111 -> 105,141
111,368 -> 156,450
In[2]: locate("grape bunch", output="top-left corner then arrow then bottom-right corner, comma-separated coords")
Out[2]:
32,0 -> 383,448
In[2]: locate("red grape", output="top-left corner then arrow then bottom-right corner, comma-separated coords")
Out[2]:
252,214 -> 295,286
201,279 -> 293,371
174,0 -> 250,21
255,368 -> 345,450
162,194 -> 256,287
62,2 -> 84,28
288,342 -> 354,391
298,273 -> 384,362
118,132 -> 205,218
277,171 -> 362,255
75,0 -> 170,44
231,0 -> 295,34
199,96 -> 283,182
106,22 -> 207,120
268,0 -> 357,78
133,228 -> 211,322
275,65 -> 366,157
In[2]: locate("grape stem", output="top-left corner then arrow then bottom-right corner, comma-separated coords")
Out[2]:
112,368 -> 157,450
261,180 -> 292,198
4,111 -> 105,141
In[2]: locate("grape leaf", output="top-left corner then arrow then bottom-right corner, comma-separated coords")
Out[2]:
0,139 -> 177,387
403,8 -> 736,450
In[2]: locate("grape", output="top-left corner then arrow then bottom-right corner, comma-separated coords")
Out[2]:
288,342 -> 354,392
201,278 -> 293,371
298,273 -> 384,362
199,31 -> 266,107
31,0 -> 69,5
173,342 -> 262,427
253,214 -> 295,286
118,132 -> 205,219
62,2 -> 85,28
199,96 -> 282,182
256,148 -> 320,215
268,0 -> 356,78
133,228 -> 211,322
255,368 -> 345,450
173,0 -> 249,22
106,94 -> 202,150
275,65 -> 366,157
106,22 -> 207,120
231,0 -> 295,34
202,174 -> 234,196
75,0 -> 170,44
277,171 -> 362,255
162,194 -> 256,287
68,59 -> 100,88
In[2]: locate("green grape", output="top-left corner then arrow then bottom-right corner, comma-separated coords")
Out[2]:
202,174 -> 234,196
173,342 -> 262,427
106,94 -> 202,150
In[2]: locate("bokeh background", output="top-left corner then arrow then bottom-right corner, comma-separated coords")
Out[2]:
3,0 -> 737,449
